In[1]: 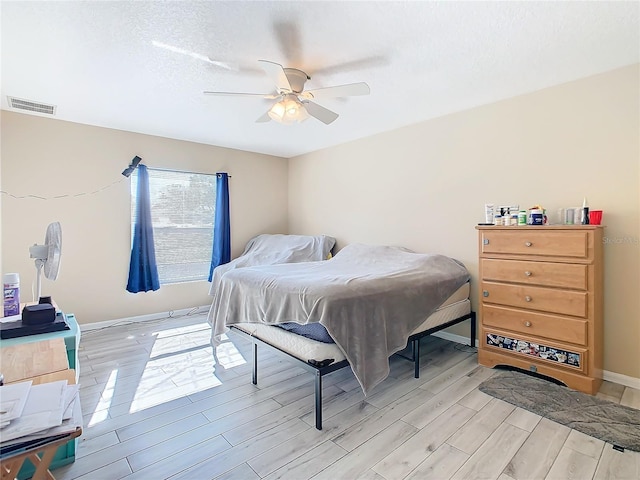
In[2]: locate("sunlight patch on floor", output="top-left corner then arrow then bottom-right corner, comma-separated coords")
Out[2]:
215,339 -> 246,369
153,322 -> 211,338
88,369 -> 118,427
84,324 -> 251,418
126,325 -> 244,413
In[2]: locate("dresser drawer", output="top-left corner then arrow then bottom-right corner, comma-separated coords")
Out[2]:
482,305 -> 587,345
481,259 -> 588,290
481,230 -> 589,258
484,329 -> 587,374
481,281 -> 588,317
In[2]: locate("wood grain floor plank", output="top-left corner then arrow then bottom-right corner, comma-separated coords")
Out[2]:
355,469 -> 387,480
402,366 -> 494,429
545,446 -> 599,480
68,458 -> 132,480
404,443 -> 469,480
620,387 -> 640,409
202,396 -> 282,423
310,421 -> 418,480
74,430 -> 119,458
81,394 -> 193,440
262,440 -> 348,480
593,445 -> 640,480
332,387 -> 432,452
214,462 -> 260,480
299,386 -> 367,426
365,365 -> 444,409
504,406 -> 542,432
222,385 -> 346,446
597,381 -> 625,402
457,386 -> 493,411
127,423 -> 233,472
59,413 -> 207,478
373,403 -> 475,480
247,402 -> 377,476
450,423 -> 529,480
564,429 -> 605,459
168,418 -> 310,480
502,417 -> 571,480
448,397 -> 516,454
119,431 -> 232,480
419,355 -> 480,394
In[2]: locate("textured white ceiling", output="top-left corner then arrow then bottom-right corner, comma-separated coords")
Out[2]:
1,1 -> 638,158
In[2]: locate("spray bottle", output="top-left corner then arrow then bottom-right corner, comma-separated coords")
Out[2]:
3,273 -> 20,317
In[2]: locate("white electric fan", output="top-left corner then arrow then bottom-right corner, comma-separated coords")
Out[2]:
28,221 -> 62,302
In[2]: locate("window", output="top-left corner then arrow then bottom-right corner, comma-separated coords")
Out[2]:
131,168 -> 216,284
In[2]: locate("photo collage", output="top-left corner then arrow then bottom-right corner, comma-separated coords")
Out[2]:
486,333 -> 581,368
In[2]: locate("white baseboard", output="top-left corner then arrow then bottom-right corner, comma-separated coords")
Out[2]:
432,331 -> 640,390
81,305 -> 210,331
602,370 -> 640,390
432,330 -> 477,347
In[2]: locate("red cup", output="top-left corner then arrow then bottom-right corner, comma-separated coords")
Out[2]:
589,210 -> 602,225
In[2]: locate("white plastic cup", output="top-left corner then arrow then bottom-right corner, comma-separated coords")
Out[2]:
565,209 -> 575,225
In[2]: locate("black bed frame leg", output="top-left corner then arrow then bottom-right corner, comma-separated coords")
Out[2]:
315,371 -> 323,430
470,311 -> 477,348
252,342 -> 258,385
413,338 -> 420,379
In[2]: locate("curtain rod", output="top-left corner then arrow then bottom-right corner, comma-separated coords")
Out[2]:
144,166 -> 231,178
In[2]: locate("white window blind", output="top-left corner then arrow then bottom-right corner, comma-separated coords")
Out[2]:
131,168 -> 217,284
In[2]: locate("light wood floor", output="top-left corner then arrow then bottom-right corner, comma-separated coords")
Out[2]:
54,313 -> 640,480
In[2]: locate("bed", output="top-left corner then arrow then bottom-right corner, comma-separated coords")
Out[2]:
209,243 -> 474,429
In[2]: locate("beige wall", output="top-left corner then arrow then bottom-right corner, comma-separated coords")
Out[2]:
289,64 -> 640,380
1,112 -> 288,324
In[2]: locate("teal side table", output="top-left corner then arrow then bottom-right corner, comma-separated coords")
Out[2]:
0,313 -> 81,479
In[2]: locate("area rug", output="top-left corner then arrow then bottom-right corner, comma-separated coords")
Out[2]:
479,370 -> 640,452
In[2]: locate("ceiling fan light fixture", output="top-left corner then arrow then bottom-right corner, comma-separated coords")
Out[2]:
206,60 -> 367,125
268,94 -> 308,125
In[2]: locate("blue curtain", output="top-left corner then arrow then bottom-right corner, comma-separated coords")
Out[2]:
208,172 -> 231,281
127,164 -> 160,293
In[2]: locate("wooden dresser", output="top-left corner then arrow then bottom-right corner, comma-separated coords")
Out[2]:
476,225 -> 604,394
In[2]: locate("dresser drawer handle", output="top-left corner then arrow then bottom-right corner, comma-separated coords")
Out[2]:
483,290 -> 489,297
524,321 -> 532,327
525,296 -> 532,302
525,241 -> 532,247
524,271 -> 532,276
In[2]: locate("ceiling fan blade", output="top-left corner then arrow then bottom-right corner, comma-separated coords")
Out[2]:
258,60 -> 292,93
203,91 -> 280,99
301,82 -> 370,100
256,111 -> 271,123
304,101 -> 339,125
311,56 -> 388,76
273,21 -> 303,66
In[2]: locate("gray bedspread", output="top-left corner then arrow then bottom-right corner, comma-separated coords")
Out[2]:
209,243 -> 470,395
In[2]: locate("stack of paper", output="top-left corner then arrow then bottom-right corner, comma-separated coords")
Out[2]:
0,381 -> 32,428
0,380 -> 81,449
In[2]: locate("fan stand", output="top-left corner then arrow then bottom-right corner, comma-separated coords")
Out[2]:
34,258 -> 45,301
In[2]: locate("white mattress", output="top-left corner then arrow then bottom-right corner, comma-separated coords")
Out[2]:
232,283 -> 471,363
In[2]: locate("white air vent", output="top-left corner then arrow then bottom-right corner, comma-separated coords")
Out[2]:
7,96 -> 56,115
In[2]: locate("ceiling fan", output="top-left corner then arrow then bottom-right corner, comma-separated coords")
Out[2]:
204,60 -> 370,125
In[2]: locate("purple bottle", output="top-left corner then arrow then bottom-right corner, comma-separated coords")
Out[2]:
3,273 -> 20,317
